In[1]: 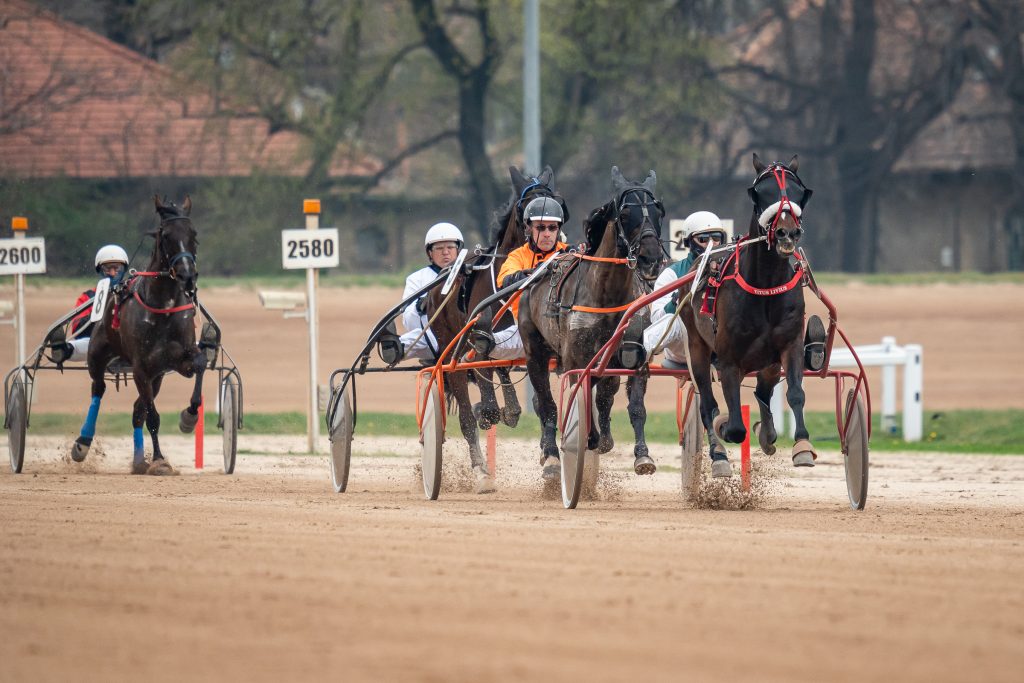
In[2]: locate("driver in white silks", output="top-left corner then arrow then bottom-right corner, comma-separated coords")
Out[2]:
49,245 -> 130,365
377,222 -> 464,365
641,211 -> 727,366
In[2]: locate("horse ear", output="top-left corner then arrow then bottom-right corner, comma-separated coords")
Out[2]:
610,166 -> 627,192
788,154 -> 799,174
154,194 -> 165,212
509,165 -> 528,190
753,153 -> 765,175
539,164 -> 554,187
182,195 -> 192,216
642,170 -> 657,192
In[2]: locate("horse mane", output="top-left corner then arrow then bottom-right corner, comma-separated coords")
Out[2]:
583,201 -> 614,256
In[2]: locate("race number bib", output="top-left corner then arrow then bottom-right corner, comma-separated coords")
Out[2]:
89,278 -> 111,323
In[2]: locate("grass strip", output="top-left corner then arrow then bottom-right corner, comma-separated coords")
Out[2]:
10,408 -> 1023,455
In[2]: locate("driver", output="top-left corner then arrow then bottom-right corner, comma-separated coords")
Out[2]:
51,244 -> 129,364
641,211 -> 726,367
471,196 -> 568,360
378,222 -> 463,365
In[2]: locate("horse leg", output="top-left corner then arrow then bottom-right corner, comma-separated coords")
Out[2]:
784,344 -> 816,467
472,368 -> 502,430
179,348 -> 207,433
689,342 -> 731,477
147,374 -> 165,462
626,372 -> 655,475
71,366 -> 107,463
129,374 -> 155,474
717,364 -> 748,444
526,352 -> 559,479
449,372 -> 495,494
753,366 -> 782,455
496,367 -> 522,428
594,376 -> 619,454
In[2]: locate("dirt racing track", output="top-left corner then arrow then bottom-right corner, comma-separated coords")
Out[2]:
1,433 -> 1023,682
2,282 -> 1023,680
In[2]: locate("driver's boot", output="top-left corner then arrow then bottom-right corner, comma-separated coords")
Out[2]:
803,315 -> 826,371
377,321 -> 404,366
618,315 -> 647,369
469,325 -> 496,359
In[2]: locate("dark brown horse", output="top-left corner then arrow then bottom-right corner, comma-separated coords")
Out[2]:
423,166 -> 567,488
70,196 -> 207,474
517,167 -> 664,476
682,154 -> 815,477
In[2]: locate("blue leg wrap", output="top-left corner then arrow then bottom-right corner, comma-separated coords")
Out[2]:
133,427 -> 145,464
80,396 -> 101,439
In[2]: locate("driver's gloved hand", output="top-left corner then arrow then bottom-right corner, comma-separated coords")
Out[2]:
415,296 -> 428,314
502,268 -> 534,288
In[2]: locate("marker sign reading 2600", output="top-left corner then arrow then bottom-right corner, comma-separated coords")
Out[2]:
0,237 -> 47,275
280,228 -> 340,269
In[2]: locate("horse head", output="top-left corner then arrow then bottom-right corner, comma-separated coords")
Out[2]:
748,153 -> 813,258
610,166 -> 665,281
152,195 -> 198,297
501,165 -> 569,248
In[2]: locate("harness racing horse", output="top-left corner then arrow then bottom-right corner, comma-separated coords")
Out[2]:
518,167 -> 664,476
682,154 -> 815,478
424,165 -> 567,488
70,195 -> 207,475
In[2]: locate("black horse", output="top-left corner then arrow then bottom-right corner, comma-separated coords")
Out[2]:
424,165 -> 567,491
682,154 -> 815,477
517,167 -> 664,477
70,195 -> 206,474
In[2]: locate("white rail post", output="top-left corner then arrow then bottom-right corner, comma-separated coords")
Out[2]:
903,344 -> 924,442
881,336 -> 897,433
12,216 -> 28,365
304,199 -> 321,454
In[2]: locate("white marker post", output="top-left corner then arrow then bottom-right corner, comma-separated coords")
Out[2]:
1,217 -> 47,365
281,200 -> 339,453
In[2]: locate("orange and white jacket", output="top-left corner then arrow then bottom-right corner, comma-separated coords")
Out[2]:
496,241 -> 568,319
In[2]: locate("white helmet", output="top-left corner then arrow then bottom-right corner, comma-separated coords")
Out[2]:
94,244 -> 129,272
681,211 -> 724,248
424,222 -> 464,252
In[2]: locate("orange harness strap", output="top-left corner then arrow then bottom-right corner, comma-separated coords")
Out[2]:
571,302 -> 633,314
575,254 -> 631,264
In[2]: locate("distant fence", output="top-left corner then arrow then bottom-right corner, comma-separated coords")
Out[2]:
771,336 -> 923,442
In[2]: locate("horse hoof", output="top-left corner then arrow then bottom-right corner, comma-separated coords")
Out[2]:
711,458 -> 733,478
147,459 -> 177,476
634,455 -> 656,476
713,413 -> 729,440
541,456 -> 561,481
131,459 -> 149,475
753,421 -> 777,455
70,440 -> 90,463
597,434 -> 614,454
793,451 -> 815,467
472,464 -> 497,494
500,406 -> 521,428
179,408 -> 199,434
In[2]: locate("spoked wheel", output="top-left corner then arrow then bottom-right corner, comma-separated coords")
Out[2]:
420,380 -> 444,501
6,376 -> 27,474
842,388 -> 870,510
559,382 -> 592,510
220,376 -> 239,475
679,385 -> 704,502
328,384 -> 354,493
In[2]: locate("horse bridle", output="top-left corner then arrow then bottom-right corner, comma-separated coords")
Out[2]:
749,163 -> 812,248
157,215 -> 197,280
615,187 -> 665,268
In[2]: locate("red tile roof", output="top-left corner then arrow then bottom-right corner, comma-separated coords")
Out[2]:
0,0 -> 380,178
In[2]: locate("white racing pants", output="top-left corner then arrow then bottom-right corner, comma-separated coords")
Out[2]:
642,314 -> 688,366
400,306 -> 439,361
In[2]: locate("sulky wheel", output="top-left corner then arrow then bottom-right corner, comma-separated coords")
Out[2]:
420,380 -> 444,501
559,382 -> 591,509
679,385 -> 704,503
220,376 -> 239,475
328,384 -> 354,493
6,376 -> 27,474
842,388 -> 870,510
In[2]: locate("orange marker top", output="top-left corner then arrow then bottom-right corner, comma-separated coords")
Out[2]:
303,199 -> 321,215
11,216 -> 28,230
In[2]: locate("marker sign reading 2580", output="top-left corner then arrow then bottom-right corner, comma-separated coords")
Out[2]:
281,228 -> 340,270
0,237 -> 47,275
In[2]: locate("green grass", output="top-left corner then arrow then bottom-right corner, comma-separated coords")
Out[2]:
12,408 -> 1023,454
